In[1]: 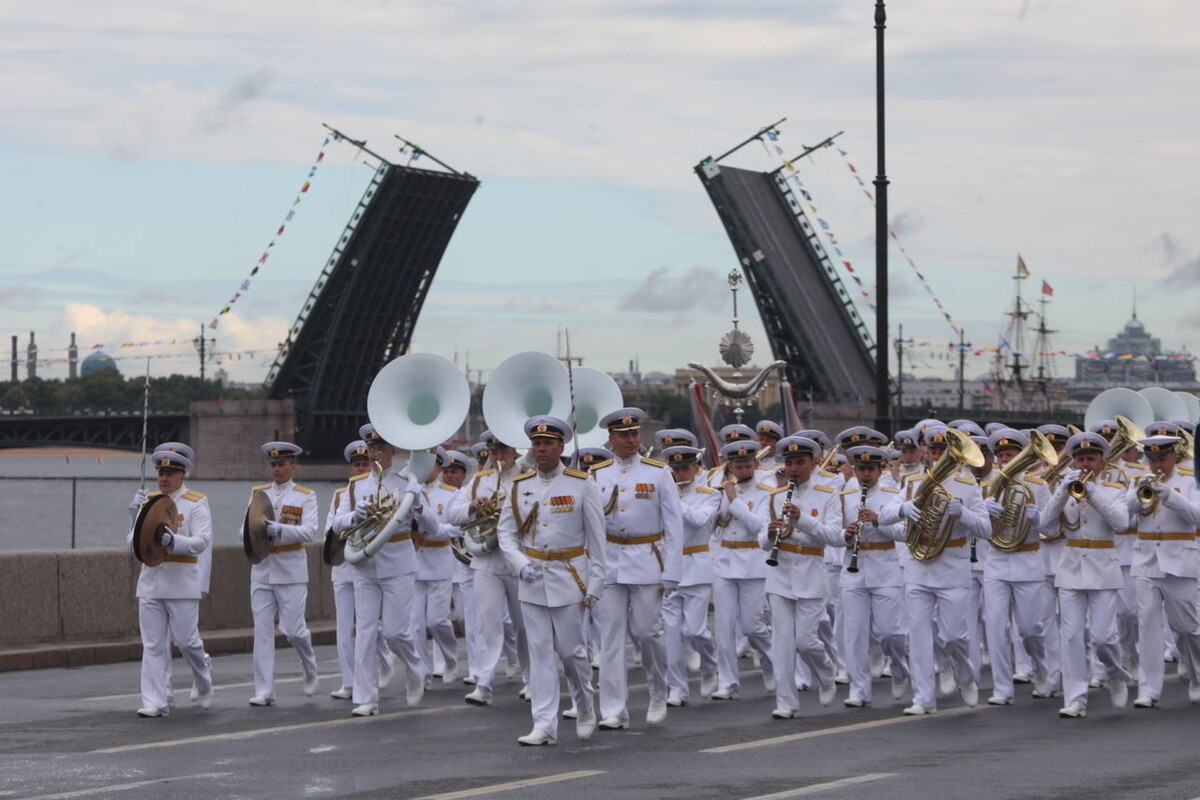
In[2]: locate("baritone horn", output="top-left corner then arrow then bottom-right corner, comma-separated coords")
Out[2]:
906,428 -> 985,562
988,430 -> 1058,552
342,353 -> 470,565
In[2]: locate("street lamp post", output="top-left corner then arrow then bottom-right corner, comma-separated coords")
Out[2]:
873,0 -> 891,436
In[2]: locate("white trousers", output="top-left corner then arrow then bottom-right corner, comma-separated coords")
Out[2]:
1059,587 -> 1130,706
965,572 -> 984,678
598,583 -> 668,721
138,598 -> 211,712
472,571 -> 528,696
768,594 -> 831,712
451,576 -> 478,680
713,577 -> 774,693
841,585 -> 908,703
1136,575 -> 1200,700
522,602 -> 594,738
352,572 -> 427,705
251,582 -> 317,700
905,584 -> 976,708
824,564 -> 844,673
1040,575 -> 1062,688
662,583 -> 716,702
413,578 -> 457,675
982,578 -> 1047,699
333,578 -> 392,692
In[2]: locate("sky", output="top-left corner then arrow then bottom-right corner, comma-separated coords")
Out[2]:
1,0 -> 1198,387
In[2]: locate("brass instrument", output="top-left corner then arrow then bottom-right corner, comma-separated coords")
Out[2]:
906,428 -> 986,562
460,489 -> 505,559
1067,471 -> 1095,500
766,481 -> 796,567
818,444 -> 842,474
1136,473 -> 1164,514
988,430 -> 1058,552
1181,428 -> 1195,462
339,460 -> 400,554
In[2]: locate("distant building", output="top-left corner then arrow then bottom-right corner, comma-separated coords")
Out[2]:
80,351 -> 120,378
1074,313 -> 1195,386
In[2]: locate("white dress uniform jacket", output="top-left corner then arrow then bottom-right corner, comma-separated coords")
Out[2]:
128,487 -> 212,599
248,480 -> 318,585
449,465 -> 520,577
497,464 -> 606,606
1129,469 -> 1200,579
981,473 -> 1050,583
591,455 -> 683,585
1041,478 -> 1128,591
335,468 -> 439,579
712,480 -> 770,580
677,483 -> 721,587
415,482 -> 457,582
759,480 -> 844,599
838,484 -> 906,589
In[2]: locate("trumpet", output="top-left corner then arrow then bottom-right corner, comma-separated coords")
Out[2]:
847,482 -> 868,573
1067,470 -> 1095,500
1136,473 -> 1164,513
766,481 -> 796,567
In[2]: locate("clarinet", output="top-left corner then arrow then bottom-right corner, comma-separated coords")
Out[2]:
847,482 -> 868,573
766,481 -> 796,567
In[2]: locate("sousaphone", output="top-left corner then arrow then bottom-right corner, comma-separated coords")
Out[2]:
242,490 -> 274,565
132,493 -> 178,567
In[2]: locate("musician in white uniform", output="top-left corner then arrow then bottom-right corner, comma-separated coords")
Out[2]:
660,446 -> 721,706
441,451 -> 477,685
335,423 -> 438,717
880,425 -> 989,715
326,440 -> 394,700
127,451 -> 213,717
449,433 -> 530,705
244,442 -> 320,706
1128,435 -> 1200,708
838,445 -> 910,708
413,449 -> 459,685
1039,432 -> 1132,717
710,440 -> 775,700
592,407 -> 683,729
497,416 -> 606,746
760,435 -> 844,717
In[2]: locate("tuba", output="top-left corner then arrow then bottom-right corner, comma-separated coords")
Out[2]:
987,430 -> 1058,552
906,428 -> 985,562
342,353 -> 470,565
570,366 -> 625,448
482,352 -> 572,449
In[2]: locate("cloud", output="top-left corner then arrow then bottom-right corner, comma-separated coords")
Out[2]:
1164,252 -> 1200,288
193,68 -> 274,135
618,267 -> 727,313
0,283 -> 40,305
890,210 -> 924,239
131,288 -> 180,304
1156,231 -> 1180,262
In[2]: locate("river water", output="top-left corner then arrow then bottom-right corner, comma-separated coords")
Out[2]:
0,451 -> 345,552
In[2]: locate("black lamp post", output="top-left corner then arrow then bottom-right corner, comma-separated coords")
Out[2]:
873,0 -> 891,436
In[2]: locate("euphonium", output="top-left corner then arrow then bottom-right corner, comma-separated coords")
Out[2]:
906,428 -> 986,562
461,490 -> 505,556
989,430 -> 1058,552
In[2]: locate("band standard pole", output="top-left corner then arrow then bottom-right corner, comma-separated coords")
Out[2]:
873,0 -> 891,436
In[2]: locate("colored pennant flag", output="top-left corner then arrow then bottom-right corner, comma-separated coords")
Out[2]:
1016,254 -> 1030,277
1041,279 -> 1054,297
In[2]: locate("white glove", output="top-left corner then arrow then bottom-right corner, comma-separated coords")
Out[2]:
1024,503 -> 1040,521
900,500 -> 921,523
129,489 -> 148,513
352,498 -> 372,525
1062,468 -> 1082,485
519,564 -> 538,583
266,521 -> 284,540
584,593 -> 600,607
984,498 -> 1004,519
945,498 -> 963,518
661,579 -> 679,596
1156,483 -> 1174,504
156,529 -> 175,548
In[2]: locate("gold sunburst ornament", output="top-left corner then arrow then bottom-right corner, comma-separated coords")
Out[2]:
719,329 -> 754,369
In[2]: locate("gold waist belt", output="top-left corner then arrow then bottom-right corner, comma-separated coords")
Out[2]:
388,533 -> 412,543
944,538 -> 967,549
607,532 -> 664,545
857,541 -> 895,551
271,543 -> 305,553
777,543 -> 824,557
164,555 -> 198,564
1067,539 -> 1114,549
525,546 -> 587,561
683,544 -> 710,555
720,540 -> 760,550
1137,532 -> 1196,541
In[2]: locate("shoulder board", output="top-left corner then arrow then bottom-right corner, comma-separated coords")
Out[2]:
1101,481 -> 1124,489
882,487 -> 901,493
564,467 -> 589,479
513,471 -> 537,482
475,468 -> 496,477
759,483 -> 789,494
1025,476 -> 1045,485
437,483 -> 456,491
695,486 -> 717,494
252,483 -> 271,491
349,473 -> 370,483
147,490 -> 164,498
1180,466 -> 1195,477
839,488 -> 857,496
813,484 -> 835,493
333,486 -> 347,496
293,485 -> 314,494
819,469 -> 838,478
590,459 -> 614,470
182,490 -> 206,501
953,476 -> 977,485
641,456 -> 666,468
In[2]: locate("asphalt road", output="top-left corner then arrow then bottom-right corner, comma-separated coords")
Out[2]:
2,645 -> 1200,800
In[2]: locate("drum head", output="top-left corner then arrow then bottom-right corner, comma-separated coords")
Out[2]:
132,494 -> 178,567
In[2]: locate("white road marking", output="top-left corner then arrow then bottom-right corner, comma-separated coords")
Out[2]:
737,773 -> 897,799
89,705 -> 469,754
83,673 -> 343,701
701,706 -> 982,753
13,772 -> 230,800
411,771 -> 606,800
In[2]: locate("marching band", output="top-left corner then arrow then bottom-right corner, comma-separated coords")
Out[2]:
125,366 -> 1200,744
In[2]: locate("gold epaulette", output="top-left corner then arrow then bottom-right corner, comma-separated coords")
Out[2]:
147,490 -> 164,498
696,486 -> 716,494
839,488 -> 857,496
881,486 -> 900,493
475,468 -> 496,477
759,483 -> 788,493
294,485 -> 314,494
813,484 -> 835,493
1181,466 -> 1195,477
349,473 -> 370,483
1025,476 -> 1045,485
589,459 -> 614,470
438,483 -> 457,491
954,476 -> 977,485
252,483 -> 271,491
333,487 -> 346,497
819,469 -> 838,479
641,456 -> 666,468
182,489 -> 206,501
513,471 -> 536,483
564,467 -> 589,479
1102,481 -> 1124,489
